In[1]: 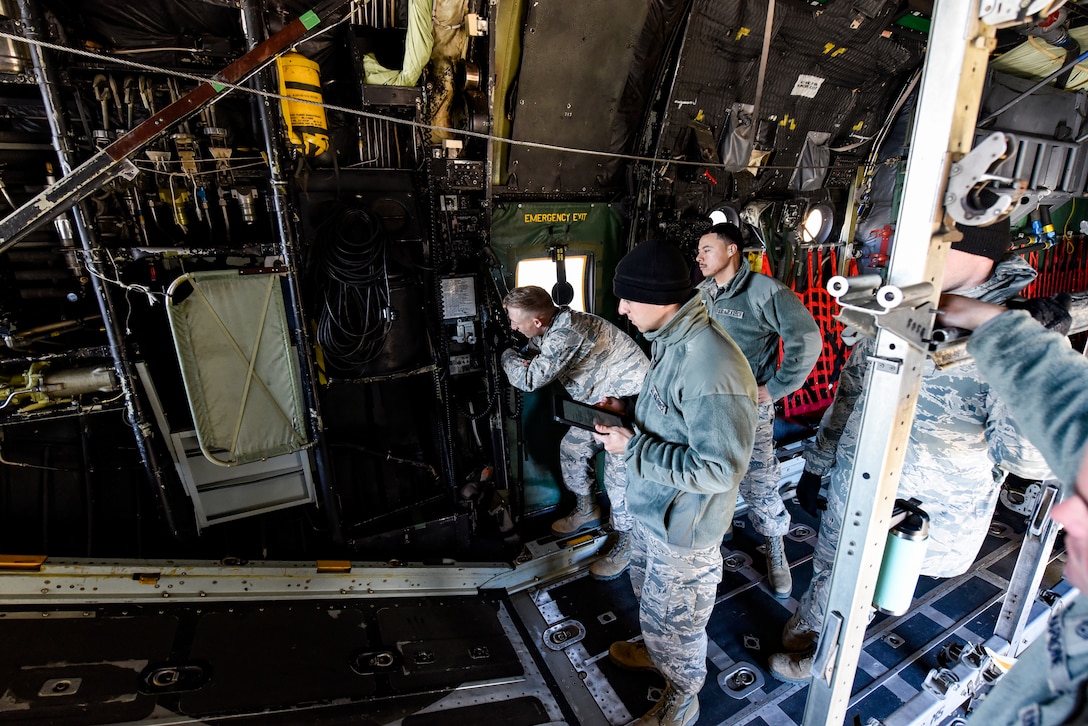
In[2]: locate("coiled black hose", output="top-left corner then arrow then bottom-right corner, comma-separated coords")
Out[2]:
311,207 -> 391,370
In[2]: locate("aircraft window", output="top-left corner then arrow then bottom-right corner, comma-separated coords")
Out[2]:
801,203 -> 834,244
515,255 -> 590,312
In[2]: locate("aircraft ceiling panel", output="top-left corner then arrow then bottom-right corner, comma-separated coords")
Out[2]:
504,0 -> 651,194
38,0 -> 245,66
654,0 -> 925,195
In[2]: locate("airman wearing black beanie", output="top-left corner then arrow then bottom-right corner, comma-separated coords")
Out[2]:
613,239 -> 694,305
601,236 -> 756,726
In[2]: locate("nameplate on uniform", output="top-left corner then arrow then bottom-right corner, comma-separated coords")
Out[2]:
649,386 -> 668,415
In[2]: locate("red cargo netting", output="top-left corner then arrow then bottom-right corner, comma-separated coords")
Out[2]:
1019,235 -> 1088,299
782,247 -> 853,421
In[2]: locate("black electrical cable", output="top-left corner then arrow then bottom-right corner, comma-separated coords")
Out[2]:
310,206 -> 391,371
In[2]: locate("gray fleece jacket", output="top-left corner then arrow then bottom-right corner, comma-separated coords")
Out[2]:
964,309 -> 1088,726
968,309 -> 1088,489
624,295 -> 758,550
698,265 -> 822,401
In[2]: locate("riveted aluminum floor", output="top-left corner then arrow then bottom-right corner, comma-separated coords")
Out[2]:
516,505 -> 1042,726
0,501 -> 1062,726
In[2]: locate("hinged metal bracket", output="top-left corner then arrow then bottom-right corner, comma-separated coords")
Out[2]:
945,131 -> 1025,226
828,274 -> 934,351
811,610 -> 844,685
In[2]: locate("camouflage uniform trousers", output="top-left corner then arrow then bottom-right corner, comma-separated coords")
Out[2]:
738,401 -> 790,537
795,461 -> 846,630
560,425 -> 632,532
629,520 -> 723,695
799,442 -> 1036,632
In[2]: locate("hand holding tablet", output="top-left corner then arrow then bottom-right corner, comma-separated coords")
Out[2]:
553,397 -> 631,432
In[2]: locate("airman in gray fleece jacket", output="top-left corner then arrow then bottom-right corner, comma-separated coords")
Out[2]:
696,222 -> 821,598
938,298 -> 1088,726
595,239 -> 757,726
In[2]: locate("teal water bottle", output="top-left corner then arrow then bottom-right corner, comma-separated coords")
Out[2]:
873,498 -> 930,616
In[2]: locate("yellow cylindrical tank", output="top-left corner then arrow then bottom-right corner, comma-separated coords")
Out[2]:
276,51 -> 330,156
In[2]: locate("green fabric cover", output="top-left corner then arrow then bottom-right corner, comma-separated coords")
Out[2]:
166,270 -> 308,466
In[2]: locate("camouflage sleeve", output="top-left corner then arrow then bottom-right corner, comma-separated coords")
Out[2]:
501,348 -> 535,392
764,288 -> 823,401
804,339 -> 871,475
501,324 -> 588,393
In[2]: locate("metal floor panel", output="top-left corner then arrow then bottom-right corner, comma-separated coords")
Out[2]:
0,503 -> 1054,726
0,593 -> 566,725
515,502 -> 1035,725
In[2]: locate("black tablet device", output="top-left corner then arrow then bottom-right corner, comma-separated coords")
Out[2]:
553,397 -> 630,432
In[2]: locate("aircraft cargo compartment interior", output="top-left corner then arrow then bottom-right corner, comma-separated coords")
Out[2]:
0,1 -> 1087,725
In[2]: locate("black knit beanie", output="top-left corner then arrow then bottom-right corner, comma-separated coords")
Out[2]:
951,219 -> 1011,261
613,239 -> 693,305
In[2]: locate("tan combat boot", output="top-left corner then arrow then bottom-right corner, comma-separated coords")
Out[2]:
590,530 -> 631,580
765,534 -> 793,599
768,650 -> 814,684
551,493 -> 602,536
635,682 -> 700,726
608,639 -> 658,672
781,610 -> 817,652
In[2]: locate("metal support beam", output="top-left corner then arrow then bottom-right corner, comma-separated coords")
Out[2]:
480,0 -> 515,513
803,1 -> 997,723
239,0 -> 342,543
993,481 -> 1063,656
876,580 -> 1080,726
16,0 -> 181,537
0,0 -> 350,254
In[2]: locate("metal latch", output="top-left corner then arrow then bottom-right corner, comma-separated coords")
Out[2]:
827,274 -> 934,351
